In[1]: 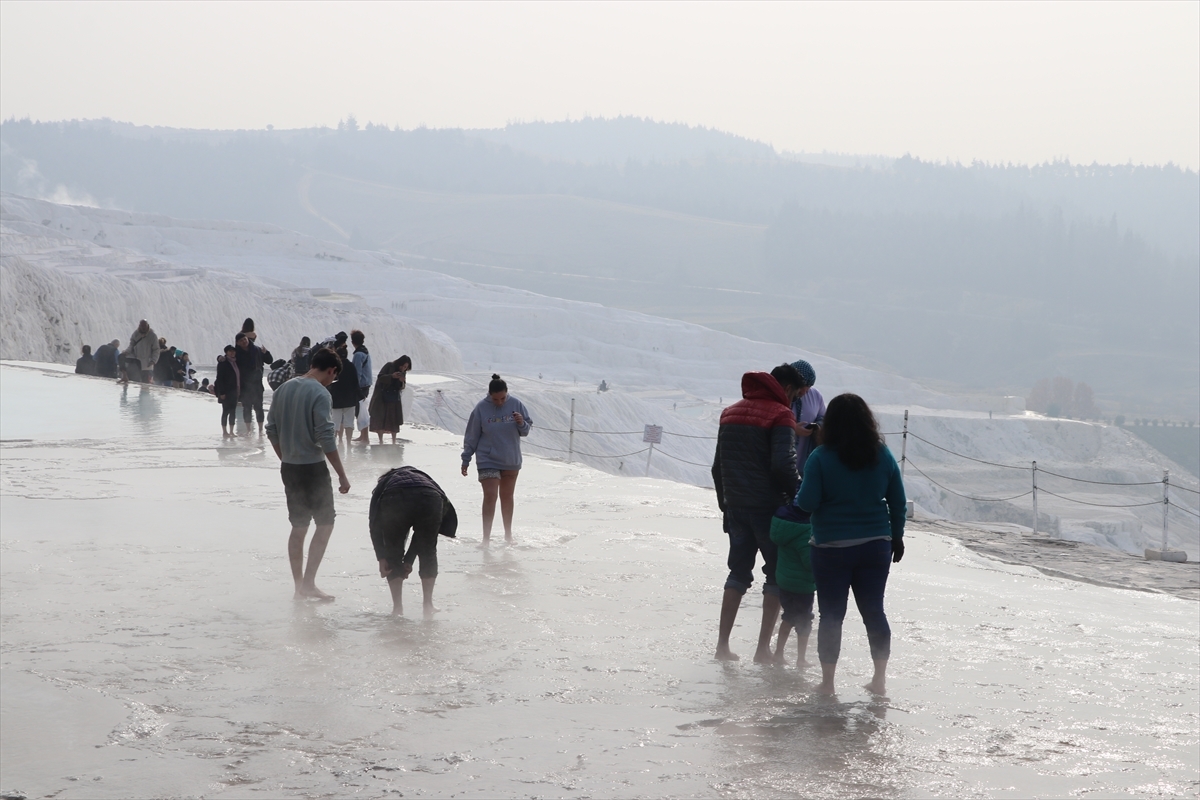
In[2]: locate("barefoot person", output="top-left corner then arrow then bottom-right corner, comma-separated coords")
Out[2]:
460,374 -> 531,543
795,393 -> 905,696
214,345 -> 241,437
769,502 -> 815,667
368,355 -> 410,444
265,348 -> 351,600
710,364 -> 804,663
369,466 -> 457,617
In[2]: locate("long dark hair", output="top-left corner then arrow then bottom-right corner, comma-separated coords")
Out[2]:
822,393 -> 884,470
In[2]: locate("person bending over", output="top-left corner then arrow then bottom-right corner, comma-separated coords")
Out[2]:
369,466 -> 457,616
265,347 -> 351,601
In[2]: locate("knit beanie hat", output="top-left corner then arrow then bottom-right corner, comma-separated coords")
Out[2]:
790,359 -> 816,387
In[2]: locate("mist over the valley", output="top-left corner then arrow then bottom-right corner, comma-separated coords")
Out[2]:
2,116 -> 1197,418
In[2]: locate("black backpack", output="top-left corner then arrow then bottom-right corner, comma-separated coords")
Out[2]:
292,351 -> 311,375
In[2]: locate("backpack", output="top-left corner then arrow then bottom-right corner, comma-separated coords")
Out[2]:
292,350 -> 311,375
267,361 -> 294,390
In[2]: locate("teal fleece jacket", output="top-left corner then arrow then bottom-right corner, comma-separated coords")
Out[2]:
795,445 -> 906,545
769,516 -> 815,593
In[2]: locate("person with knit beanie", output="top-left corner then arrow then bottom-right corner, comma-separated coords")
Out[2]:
790,359 -> 826,478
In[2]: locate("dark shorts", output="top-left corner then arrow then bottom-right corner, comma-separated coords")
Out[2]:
723,507 -> 779,596
373,488 -> 442,580
281,461 -> 335,527
779,589 -> 815,636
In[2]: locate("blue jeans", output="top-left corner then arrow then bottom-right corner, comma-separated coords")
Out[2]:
723,508 -> 779,596
811,539 -> 892,664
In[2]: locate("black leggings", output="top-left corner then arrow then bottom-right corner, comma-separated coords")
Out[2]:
221,398 -> 239,428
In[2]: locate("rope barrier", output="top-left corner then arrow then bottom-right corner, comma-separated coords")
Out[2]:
1037,468 -> 1162,487
662,430 -> 718,440
1036,488 -> 1164,509
524,440 -> 650,460
905,458 -> 1034,503
904,432 -> 1029,471
653,448 -> 714,468
421,394 -> 1198,521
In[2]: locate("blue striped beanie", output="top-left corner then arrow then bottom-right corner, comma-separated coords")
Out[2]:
790,359 -> 816,387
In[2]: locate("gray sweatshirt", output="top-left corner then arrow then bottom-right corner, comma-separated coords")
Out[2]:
461,395 -> 532,471
265,377 -> 336,464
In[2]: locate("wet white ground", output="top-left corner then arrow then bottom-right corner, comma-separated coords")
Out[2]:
2,363 -> 1198,799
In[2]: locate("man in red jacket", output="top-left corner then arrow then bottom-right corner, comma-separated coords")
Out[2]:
711,364 -> 804,662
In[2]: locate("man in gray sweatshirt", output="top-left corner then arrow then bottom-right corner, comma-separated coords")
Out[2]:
265,348 -> 351,600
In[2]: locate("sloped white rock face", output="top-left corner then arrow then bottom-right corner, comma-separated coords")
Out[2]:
0,196 -> 461,371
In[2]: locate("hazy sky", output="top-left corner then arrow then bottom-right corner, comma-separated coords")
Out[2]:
2,1 -> 1197,168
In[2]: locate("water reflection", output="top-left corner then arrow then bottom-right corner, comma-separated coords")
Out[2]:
354,441 -> 406,469
290,601 -> 339,645
709,668 -> 903,797
118,384 -> 163,436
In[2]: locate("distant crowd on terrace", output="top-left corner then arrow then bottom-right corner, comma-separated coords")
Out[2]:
74,318 -> 411,444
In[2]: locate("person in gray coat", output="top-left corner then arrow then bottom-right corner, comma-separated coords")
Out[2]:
122,320 -> 158,384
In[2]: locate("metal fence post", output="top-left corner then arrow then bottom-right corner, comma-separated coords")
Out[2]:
568,398 -> 575,464
1032,461 -> 1038,536
646,442 -> 655,477
900,410 -> 909,480
1161,470 -> 1170,550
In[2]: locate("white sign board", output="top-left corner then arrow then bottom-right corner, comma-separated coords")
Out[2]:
643,424 -> 663,444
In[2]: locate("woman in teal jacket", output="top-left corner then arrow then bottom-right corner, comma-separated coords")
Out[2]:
795,393 -> 905,696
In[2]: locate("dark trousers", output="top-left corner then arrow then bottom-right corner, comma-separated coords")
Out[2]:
241,380 -> 265,425
811,539 -> 892,664
374,489 -> 442,580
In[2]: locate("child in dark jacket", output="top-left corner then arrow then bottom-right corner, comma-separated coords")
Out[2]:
770,503 -> 815,667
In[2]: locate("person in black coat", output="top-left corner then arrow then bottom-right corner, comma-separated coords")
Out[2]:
234,332 -> 271,435
214,346 -> 241,436
75,345 -> 97,376
94,340 -> 120,378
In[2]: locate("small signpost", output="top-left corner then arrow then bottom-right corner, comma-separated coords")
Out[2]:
643,424 -> 663,476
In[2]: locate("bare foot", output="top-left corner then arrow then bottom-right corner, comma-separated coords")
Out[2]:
862,679 -> 887,696
753,647 -> 775,664
391,606 -> 403,616
816,681 -> 836,695
423,604 -> 440,619
298,585 -> 335,601
715,645 -> 740,662
797,658 -> 814,669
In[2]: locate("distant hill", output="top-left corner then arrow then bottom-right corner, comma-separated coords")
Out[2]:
1,117 -> 1196,416
468,116 -> 778,164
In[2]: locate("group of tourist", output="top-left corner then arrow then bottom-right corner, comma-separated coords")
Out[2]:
267,343 -> 532,615
75,324 -> 904,691
265,328 -> 413,445
711,359 -> 906,696
75,320 -> 200,390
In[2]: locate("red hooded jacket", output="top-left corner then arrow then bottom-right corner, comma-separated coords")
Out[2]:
711,372 -> 799,511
